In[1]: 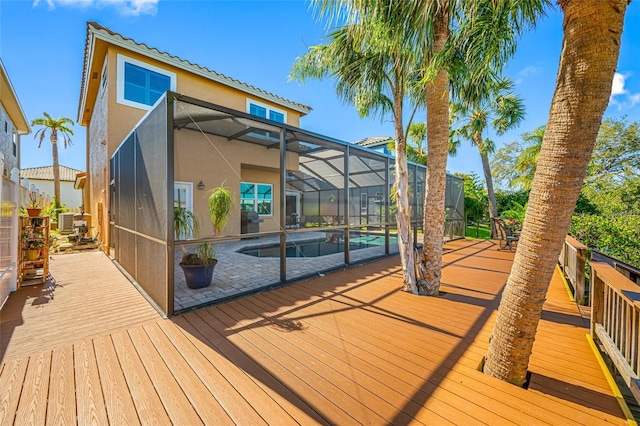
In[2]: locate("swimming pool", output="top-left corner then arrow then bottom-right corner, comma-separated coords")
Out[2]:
239,235 -> 396,258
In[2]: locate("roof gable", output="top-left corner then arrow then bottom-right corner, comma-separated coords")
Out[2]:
20,165 -> 83,182
78,22 -> 312,123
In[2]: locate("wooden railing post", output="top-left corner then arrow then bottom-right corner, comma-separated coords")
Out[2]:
575,244 -> 587,305
590,263 -> 604,338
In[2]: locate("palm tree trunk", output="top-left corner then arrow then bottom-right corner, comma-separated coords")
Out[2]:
51,134 -> 61,208
475,136 -> 497,220
421,6 -> 449,296
484,0 -> 627,386
474,134 -> 498,237
393,90 -> 417,292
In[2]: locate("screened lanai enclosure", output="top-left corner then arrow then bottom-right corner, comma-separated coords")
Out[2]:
109,92 -> 464,315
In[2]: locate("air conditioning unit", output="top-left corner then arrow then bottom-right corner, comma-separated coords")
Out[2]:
59,213 -> 75,234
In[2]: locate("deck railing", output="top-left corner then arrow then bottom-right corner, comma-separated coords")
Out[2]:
591,261 -> 640,403
558,235 -> 588,305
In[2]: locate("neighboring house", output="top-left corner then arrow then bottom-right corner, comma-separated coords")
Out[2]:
0,58 -> 29,174
0,58 -> 30,310
20,166 -> 83,209
354,136 -> 394,156
78,22 -> 312,250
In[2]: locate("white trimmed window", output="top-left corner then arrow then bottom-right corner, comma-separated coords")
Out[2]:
241,182 -> 273,216
99,60 -> 108,98
246,99 -> 286,123
117,54 -> 176,110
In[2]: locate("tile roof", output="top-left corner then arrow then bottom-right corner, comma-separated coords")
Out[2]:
20,166 -> 83,182
353,136 -> 393,147
78,22 -> 312,122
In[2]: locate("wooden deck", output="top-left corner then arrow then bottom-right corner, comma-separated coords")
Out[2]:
0,240 -> 628,425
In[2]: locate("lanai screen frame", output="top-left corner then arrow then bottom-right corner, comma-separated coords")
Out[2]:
109,92 -> 464,316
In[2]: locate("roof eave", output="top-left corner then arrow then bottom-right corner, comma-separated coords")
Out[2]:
78,22 -> 312,123
0,59 -> 31,134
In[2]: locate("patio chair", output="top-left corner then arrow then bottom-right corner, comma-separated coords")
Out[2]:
492,218 -> 519,251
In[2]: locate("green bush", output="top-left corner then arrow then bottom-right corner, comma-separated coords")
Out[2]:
570,214 -> 640,267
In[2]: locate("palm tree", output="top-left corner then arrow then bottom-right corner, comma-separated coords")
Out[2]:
484,0 -> 629,386
31,113 -> 74,210
291,9 -> 423,292
450,77 -> 525,231
418,0 -> 546,294
491,125 -> 545,191
300,0 -> 546,295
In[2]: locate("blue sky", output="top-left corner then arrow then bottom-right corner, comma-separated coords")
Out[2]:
1,0 -> 639,177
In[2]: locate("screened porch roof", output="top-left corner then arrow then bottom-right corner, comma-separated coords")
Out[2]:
172,93 -> 394,192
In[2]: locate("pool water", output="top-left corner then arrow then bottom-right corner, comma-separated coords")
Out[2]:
240,236 -> 396,258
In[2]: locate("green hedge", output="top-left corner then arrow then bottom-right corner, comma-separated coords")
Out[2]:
570,214 -> 640,267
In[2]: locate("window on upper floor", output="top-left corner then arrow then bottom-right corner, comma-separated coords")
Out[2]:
116,54 -> 176,110
12,133 -> 17,157
246,99 -> 286,141
99,61 -> 108,98
247,99 -> 286,124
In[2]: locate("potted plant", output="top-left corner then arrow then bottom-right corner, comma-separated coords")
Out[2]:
176,183 -> 233,289
178,241 -> 217,289
26,239 -> 44,261
207,183 -> 233,236
26,192 -> 42,217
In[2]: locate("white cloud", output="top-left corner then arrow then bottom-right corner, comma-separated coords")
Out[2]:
33,0 -> 159,16
513,65 -> 540,85
609,72 -> 640,110
611,72 -> 628,96
519,66 -> 540,78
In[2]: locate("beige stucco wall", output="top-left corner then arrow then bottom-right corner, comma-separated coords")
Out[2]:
85,43 -> 306,246
102,46 -> 303,160
87,57 -> 109,247
174,129 -> 300,235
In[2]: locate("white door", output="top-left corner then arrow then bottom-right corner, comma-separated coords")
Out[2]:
174,182 -> 194,239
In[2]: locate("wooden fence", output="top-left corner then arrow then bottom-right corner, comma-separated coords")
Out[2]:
558,235 -> 588,305
591,261 -> 640,403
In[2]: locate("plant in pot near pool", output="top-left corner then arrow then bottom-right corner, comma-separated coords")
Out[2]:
176,184 -> 233,289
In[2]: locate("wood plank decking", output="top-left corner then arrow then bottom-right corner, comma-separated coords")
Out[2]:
0,240 -> 628,425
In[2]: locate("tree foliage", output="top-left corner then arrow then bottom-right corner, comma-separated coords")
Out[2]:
570,214 -> 640,267
30,112 -> 74,210
491,125 -> 545,190
456,172 -> 488,237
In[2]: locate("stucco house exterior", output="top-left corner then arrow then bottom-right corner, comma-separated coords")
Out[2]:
0,58 -> 30,310
19,165 -> 83,209
77,22 -> 465,315
78,22 -> 312,250
0,58 -> 29,174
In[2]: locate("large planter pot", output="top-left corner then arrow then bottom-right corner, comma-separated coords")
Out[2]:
179,262 -> 217,289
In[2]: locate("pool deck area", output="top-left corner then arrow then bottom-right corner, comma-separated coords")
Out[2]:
0,239 -> 630,425
174,231 -> 399,311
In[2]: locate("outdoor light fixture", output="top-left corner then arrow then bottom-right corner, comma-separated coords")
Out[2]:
198,181 -> 205,190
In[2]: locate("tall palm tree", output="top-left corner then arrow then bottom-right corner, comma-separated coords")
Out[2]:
484,0 -> 628,386
450,77 -> 525,229
416,0 -> 546,295
291,10 -> 424,292
31,113 -> 74,210
301,0 -> 546,295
